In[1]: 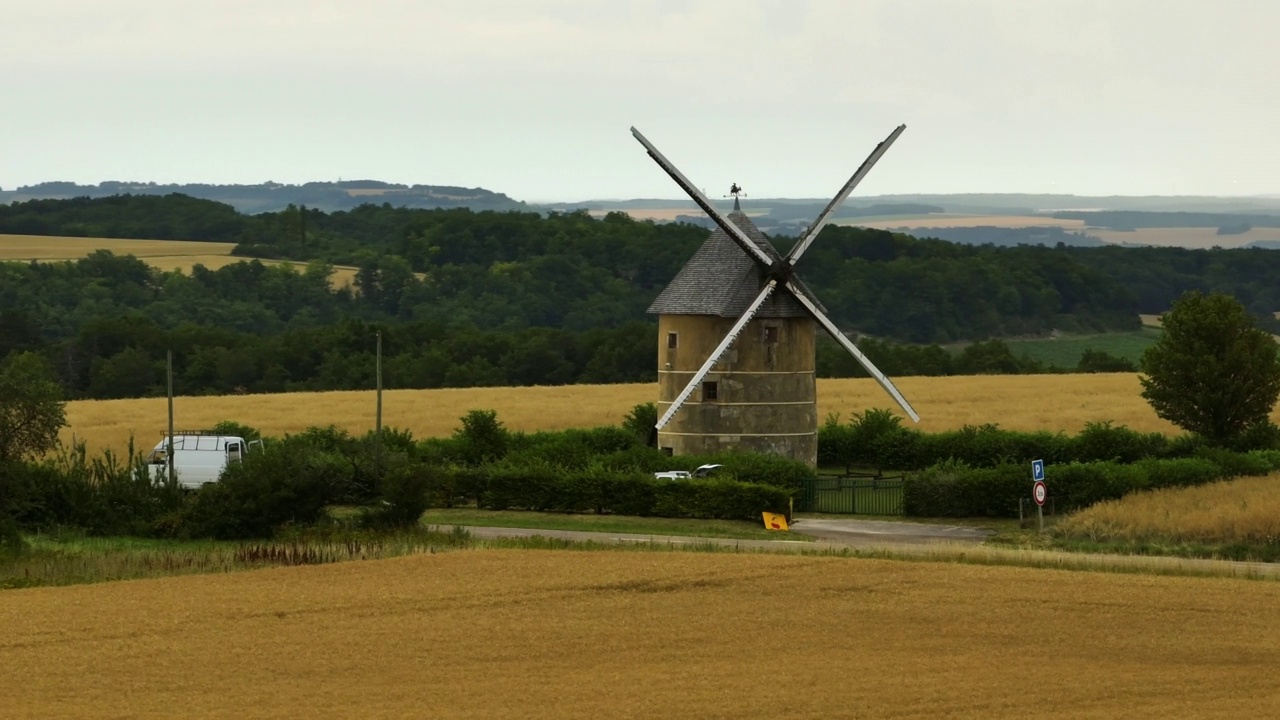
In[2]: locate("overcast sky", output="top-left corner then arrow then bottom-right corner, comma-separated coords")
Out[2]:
3,0 -> 1278,201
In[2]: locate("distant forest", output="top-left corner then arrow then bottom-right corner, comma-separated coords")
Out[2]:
5,194 -> 1280,399
0,180 -> 526,214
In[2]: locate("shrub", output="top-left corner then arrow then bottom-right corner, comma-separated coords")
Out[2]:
482,463 -> 565,512
1226,420 -> 1280,452
416,436 -> 463,465
180,443 -> 337,539
453,410 -> 510,466
1244,449 -> 1280,471
851,408 -> 914,470
504,427 -> 643,471
817,413 -> 854,468
902,452 -> 1268,518
690,452 -> 815,492
0,459 -> 37,530
818,417 -> 1246,471
1046,461 -> 1145,512
595,445 -> 681,474
600,473 -> 659,516
288,426 -> 379,502
1136,457 -> 1225,491
658,478 -> 790,520
1192,447 -> 1275,478
360,461 -> 433,528
1161,432 -> 1206,459
436,464 -> 789,521
1068,421 -> 1166,463
1076,349 -> 1136,373
375,426 -> 418,455
210,420 -> 261,442
9,442 -> 185,537
0,515 -> 24,556
818,408 -> 921,471
902,461 -> 1027,517
941,427 -> 1071,467
621,402 -> 657,443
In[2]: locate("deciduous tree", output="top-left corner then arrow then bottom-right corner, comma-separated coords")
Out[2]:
0,352 -> 67,463
1139,291 -> 1280,445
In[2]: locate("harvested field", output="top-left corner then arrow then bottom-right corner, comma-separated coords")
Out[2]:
829,217 -> 1280,250
2,550 -> 1278,718
65,373 -> 1194,456
1090,226 -> 1280,249
0,233 -> 237,260
585,208 -> 767,221
140,254 -> 361,287
839,214 -> 1088,230
586,207 -> 697,221
0,233 -> 360,287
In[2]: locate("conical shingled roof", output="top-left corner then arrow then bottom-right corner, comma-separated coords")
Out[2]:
647,210 -> 823,318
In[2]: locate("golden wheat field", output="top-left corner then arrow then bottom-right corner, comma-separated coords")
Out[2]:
1089,226 -> 1280,249
0,233 -> 238,260
138,254 -> 362,287
63,373 -> 1194,456
1058,473 -> 1280,545
0,233 -> 361,287
822,216 -> 1280,250
1,550 -> 1278,718
841,214 -> 1089,230
589,207 -> 768,221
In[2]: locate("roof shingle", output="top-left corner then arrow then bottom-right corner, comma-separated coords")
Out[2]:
647,211 -> 823,318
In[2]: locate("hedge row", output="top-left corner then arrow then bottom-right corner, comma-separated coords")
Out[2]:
404,464 -> 791,521
420,415 -> 816,491
818,410 -> 1280,472
903,448 -> 1280,518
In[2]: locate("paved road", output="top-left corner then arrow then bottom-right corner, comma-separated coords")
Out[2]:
427,522 -> 1280,579
789,518 -> 993,545
429,524 -> 838,553
427,517 -> 991,554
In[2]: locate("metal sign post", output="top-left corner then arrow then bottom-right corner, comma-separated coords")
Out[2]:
1032,459 -> 1047,533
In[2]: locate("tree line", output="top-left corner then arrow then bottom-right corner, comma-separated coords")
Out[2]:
0,252 -> 1071,399
12,194 -> 1280,341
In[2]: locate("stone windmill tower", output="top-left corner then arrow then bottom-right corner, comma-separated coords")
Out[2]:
632,125 -> 920,466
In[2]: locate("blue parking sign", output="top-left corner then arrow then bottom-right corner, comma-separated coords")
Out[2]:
1032,459 -> 1045,481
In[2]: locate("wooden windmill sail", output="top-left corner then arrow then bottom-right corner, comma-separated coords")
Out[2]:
633,125 -> 920,465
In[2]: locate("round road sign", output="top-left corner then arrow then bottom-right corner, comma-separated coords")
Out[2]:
1033,480 -> 1047,507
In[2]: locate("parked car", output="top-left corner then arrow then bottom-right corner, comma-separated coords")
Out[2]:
146,431 -> 261,489
653,463 -> 723,481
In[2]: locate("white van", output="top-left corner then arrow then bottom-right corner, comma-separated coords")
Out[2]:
653,464 -> 723,481
146,432 -> 260,489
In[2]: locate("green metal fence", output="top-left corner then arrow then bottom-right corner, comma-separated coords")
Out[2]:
798,475 -> 905,515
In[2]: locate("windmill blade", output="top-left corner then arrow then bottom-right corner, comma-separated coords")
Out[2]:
656,280 -> 779,431
785,124 -> 907,265
631,127 -> 776,270
785,281 -> 920,423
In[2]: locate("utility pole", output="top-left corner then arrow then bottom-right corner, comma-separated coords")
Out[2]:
166,349 -> 175,482
375,330 -> 383,481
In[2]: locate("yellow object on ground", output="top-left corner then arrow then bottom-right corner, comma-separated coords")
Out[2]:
762,512 -> 789,531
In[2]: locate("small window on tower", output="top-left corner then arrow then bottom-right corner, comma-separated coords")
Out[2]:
667,332 -> 678,349
703,381 -> 719,402
764,326 -> 779,344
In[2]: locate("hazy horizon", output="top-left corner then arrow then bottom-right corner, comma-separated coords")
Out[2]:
4,1 -> 1278,201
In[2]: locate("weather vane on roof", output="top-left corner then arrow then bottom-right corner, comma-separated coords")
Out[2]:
728,183 -> 744,199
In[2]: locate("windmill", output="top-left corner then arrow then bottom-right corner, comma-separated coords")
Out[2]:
633,125 -> 920,466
